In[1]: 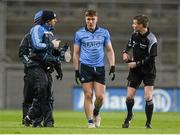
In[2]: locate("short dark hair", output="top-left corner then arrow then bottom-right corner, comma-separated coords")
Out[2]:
85,10 -> 98,17
133,15 -> 149,28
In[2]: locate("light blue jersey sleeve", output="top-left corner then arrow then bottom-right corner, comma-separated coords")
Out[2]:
104,29 -> 111,45
74,31 -> 80,45
30,25 -> 47,49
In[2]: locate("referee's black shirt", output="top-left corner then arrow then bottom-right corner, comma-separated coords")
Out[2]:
124,28 -> 157,65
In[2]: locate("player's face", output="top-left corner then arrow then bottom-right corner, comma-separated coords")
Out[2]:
48,18 -> 58,28
85,16 -> 98,31
132,19 -> 143,32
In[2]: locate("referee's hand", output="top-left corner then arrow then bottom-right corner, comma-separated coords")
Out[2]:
123,53 -> 130,62
128,62 -> 137,69
75,70 -> 81,85
109,66 -> 115,81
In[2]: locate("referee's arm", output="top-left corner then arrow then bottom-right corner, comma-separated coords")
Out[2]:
122,38 -> 133,63
136,43 -> 157,66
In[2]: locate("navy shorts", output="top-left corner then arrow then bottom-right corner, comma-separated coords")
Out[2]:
80,63 -> 105,85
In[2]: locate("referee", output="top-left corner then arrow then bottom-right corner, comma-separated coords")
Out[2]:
122,15 -> 157,129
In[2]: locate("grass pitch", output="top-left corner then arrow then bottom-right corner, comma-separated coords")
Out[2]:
0,110 -> 180,134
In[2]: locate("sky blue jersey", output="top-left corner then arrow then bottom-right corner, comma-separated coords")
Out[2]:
74,26 -> 111,67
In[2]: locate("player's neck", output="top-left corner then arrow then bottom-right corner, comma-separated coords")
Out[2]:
87,26 -> 95,32
86,25 -> 98,33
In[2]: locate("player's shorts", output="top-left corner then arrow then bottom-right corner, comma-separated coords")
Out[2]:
80,63 -> 105,85
127,64 -> 156,89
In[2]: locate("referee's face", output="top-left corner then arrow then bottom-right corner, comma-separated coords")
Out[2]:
85,16 -> 98,31
132,19 -> 143,32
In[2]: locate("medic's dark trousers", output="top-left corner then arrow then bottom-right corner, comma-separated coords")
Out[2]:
26,66 -> 54,125
22,71 -> 34,123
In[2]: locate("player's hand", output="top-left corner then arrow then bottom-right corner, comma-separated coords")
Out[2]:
109,66 -> 115,81
128,62 -> 137,69
52,39 -> 61,49
75,70 -> 81,85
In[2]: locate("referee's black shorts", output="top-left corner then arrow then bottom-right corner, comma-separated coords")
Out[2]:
127,64 -> 156,89
80,63 -> 105,85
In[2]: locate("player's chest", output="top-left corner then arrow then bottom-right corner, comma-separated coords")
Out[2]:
80,32 -> 105,43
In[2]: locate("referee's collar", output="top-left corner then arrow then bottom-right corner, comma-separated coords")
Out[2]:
85,25 -> 99,33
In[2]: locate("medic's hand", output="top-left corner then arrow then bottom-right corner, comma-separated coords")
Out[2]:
56,72 -> 63,80
55,62 -> 63,80
52,39 -> 61,49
